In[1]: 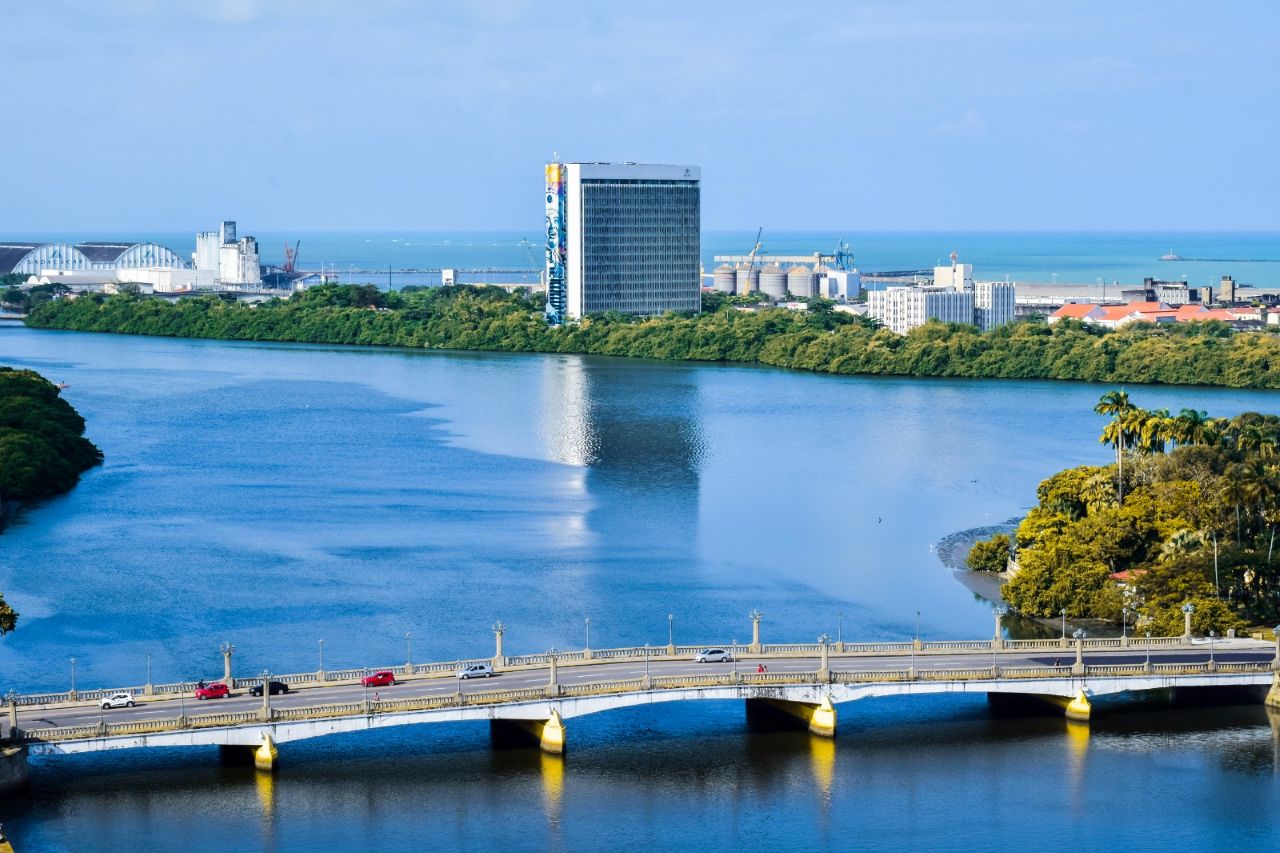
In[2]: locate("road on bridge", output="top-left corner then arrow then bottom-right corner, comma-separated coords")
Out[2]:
17,645 -> 1272,732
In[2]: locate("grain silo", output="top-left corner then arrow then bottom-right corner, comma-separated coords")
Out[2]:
787,265 -> 818,298
713,263 -> 736,293
735,265 -> 760,294
758,264 -> 788,299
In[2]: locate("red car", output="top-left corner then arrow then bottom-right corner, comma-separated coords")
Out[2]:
362,670 -> 396,687
195,682 -> 230,700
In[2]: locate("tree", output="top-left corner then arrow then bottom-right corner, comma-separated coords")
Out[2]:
1173,408 -> 1213,447
0,593 -> 15,635
967,534 -> 1011,572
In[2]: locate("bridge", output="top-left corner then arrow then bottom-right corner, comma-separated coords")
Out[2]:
4,616 -> 1280,788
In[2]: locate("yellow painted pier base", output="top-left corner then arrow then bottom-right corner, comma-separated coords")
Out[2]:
1032,691 -> 1092,721
1266,672 -> 1280,710
747,697 -> 837,738
491,710 -> 567,754
254,734 -> 278,772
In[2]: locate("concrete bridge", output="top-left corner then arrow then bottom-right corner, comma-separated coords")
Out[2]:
4,622 -> 1280,787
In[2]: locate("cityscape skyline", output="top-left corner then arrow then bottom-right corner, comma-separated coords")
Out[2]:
2,1 -> 1277,232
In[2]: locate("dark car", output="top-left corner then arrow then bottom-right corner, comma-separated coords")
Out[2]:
249,680 -> 290,697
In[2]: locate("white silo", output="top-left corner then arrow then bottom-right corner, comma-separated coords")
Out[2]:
787,265 -> 818,298
735,265 -> 760,294
758,264 -> 788,299
714,263 -> 736,293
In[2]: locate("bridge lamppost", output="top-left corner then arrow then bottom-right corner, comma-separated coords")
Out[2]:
836,611 -> 844,652
818,633 -> 831,682
259,669 -> 273,722
643,643 -> 652,688
69,657 -> 77,699
1181,603 -> 1195,641
6,689 -> 18,742
318,639 -> 326,682
1072,628 -> 1086,676
1060,608 -> 1067,644
1207,631 -> 1217,672
220,642 -> 235,686
749,610 -> 763,654
584,617 -> 591,653
145,653 -> 153,696
1145,631 -> 1153,672
405,632 -> 413,676
1121,607 -> 1129,640
993,605 -> 1007,651
546,648 -> 560,697
914,610 -> 922,651
667,613 -> 675,654
492,621 -> 506,668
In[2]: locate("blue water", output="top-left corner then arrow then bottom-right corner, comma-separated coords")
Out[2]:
8,229 -> 1280,288
2,326 -> 1280,850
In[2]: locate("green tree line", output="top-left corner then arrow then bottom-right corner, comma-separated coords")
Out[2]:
24,284 -> 1280,389
0,367 -> 104,635
986,392 -> 1280,635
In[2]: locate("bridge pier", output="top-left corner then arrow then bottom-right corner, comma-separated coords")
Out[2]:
746,696 -> 837,738
490,710 -> 566,755
255,734 -> 278,771
1266,672 -> 1280,710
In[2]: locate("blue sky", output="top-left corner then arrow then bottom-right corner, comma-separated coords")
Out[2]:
2,0 -> 1276,231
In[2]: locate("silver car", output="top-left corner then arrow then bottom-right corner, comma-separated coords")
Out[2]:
456,662 -> 495,679
694,648 -> 734,663
100,691 -> 136,709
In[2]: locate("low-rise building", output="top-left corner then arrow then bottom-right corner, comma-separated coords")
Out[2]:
866,256 -> 1013,333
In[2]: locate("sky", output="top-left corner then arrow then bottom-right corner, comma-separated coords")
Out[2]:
1,0 -> 1277,232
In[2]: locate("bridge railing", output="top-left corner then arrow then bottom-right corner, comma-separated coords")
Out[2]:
10,632 -> 1259,709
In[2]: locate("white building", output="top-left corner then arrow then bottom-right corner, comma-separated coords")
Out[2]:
194,220 -> 261,287
545,162 -> 701,321
821,269 -> 862,302
868,286 -> 976,334
867,256 -> 1014,333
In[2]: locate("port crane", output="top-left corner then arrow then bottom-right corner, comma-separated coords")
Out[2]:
745,227 -> 764,269
282,241 -> 301,274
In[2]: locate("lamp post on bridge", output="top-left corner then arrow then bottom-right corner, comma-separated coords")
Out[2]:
1072,628 -> 1086,676
318,639 -> 326,682
818,633 -> 831,683
69,657 -> 77,700
6,689 -> 18,742
1182,603 -> 1195,641
643,643 -> 652,689
546,648 -> 560,698
914,610 -> 922,652
667,613 -> 675,655
992,606 -> 1007,651
749,610 -> 763,654
145,653 -> 154,696
1060,608 -> 1067,646
220,642 -> 235,686
260,669 -> 273,722
404,632 -> 413,677
492,621 -> 506,669
1145,631 -> 1153,672
836,611 -> 844,653
584,617 -> 591,660
1207,631 -> 1217,672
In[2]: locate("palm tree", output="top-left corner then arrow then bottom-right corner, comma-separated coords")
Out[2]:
1222,464 -> 1251,545
1081,472 -> 1117,515
1173,408 -> 1211,447
1138,408 -> 1172,454
1160,528 -> 1204,561
1096,391 -> 1137,504
1239,424 -> 1277,459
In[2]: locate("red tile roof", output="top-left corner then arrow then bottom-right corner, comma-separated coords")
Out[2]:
1052,303 -> 1100,318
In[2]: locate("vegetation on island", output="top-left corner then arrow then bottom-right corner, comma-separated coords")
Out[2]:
0,367 -> 104,634
966,533 -> 1011,573
22,284 -> 1280,389
979,392 -> 1280,635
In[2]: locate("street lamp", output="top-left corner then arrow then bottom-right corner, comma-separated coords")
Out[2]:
1208,630 -> 1216,668
837,611 -> 844,646
405,632 -> 413,668
70,657 -> 77,695
915,610 -> 921,645
1060,608 -> 1067,639
667,613 -> 674,648
146,653 -> 152,687
1122,607 -> 1129,639
585,617 -> 591,650
643,643 -> 650,681
1145,631 -> 1152,669
319,639 -> 325,673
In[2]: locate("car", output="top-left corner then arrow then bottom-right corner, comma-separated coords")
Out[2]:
100,691 -> 136,709
362,670 -> 397,687
249,680 -> 290,697
694,648 -> 734,663
457,662 -> 495,679
194,682 -> 230,700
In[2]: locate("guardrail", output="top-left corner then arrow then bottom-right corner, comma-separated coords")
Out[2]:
14,661 -> 1276,746
9,632 -> 1267,709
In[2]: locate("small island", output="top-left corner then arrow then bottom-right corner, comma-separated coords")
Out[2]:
969,391 -> 1280,635
0,367 -> 103,634
24,284 -> 1280,390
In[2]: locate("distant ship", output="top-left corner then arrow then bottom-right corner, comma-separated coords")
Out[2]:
1159,250 -> 1183,261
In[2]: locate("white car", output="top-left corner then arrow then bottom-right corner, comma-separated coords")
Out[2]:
100,691 -> 136,709
694,648 -> 734,663
456,662 -> 495,679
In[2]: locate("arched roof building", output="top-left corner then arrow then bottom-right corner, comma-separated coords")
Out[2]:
0,241 -> 187,275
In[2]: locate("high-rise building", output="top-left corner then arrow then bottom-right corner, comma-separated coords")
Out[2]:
544,162 -> 700,322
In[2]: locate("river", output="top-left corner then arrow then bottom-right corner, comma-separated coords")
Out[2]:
2,325 -> 1280,850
